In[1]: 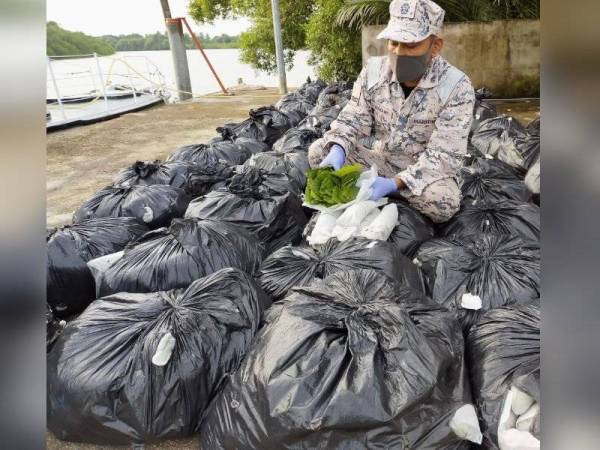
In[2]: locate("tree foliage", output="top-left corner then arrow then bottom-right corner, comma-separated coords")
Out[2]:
336,0 -> 540,30
305,0 -> 363,81
101,32 -> 240,51
188,0 -> 540,82
189,0 -> 313,73
47,21 -> 115,56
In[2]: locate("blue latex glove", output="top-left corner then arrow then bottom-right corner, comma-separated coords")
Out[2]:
369,177 -> 398,201
318,144 -> 346,171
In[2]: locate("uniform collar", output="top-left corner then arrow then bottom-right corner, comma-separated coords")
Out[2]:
384,55 -> 448,89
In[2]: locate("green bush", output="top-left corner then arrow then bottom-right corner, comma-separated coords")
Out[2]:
305,0 -> 362,81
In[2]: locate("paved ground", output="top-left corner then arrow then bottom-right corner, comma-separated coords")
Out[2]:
46,433 -> 197,450
493,98 -> 540,124
46,88 -> 283,228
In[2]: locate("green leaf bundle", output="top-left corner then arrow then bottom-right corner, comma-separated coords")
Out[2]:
305,163 -> 363,206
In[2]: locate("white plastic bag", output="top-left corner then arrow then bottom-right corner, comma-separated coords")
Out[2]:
152,332 -> 176,366
510,385 -> 535,416
360,203 -> 398,241
461,292 -> 483,310
525,157 -> 540,195
307,211 -> 341,246
498,388 -> 540,450
450,404 -> 483,444
516,402 -> 539,432
303,166 -> 386,213
357,209 -> 381,234
332,201 -> 379,242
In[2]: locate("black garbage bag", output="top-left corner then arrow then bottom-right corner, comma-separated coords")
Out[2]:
388,200 -> 436,257
298,103 -> 345,134
73,184 -> 190,228
314,82 -> 353,109
233,136 -> 270,154
467,301 -> 540,449
185,174 -> 307,254
471,116 -> 529,170
46,304 -> 64,351
98,219 -> 264,297
234,160 -> 303,198
461,157 -> 530,203
259,237 -> 424,301
513,131 -> 540,171
471,88 -> 498,132
294,76 -> 327,104
442,200 -> 540,242
526,117 -> 540,137
296,84 -> 352,135
275,93 -> 314,126
48,268 -> 271,445
217,106 -> 292,146
200,269 -> 472,450
272,127 -> 320,153
168,141 -> 252,166
186,161 -> 234,196
244,151 -> 309,197
47,217 -> 149,318
112,159 -> 233,196
224,166 -> 282,197
113,160 -> 189,189
415,233 -> 540,332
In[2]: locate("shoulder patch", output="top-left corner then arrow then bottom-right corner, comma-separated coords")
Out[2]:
366,56 -> 387,91
437,66 -> 466,105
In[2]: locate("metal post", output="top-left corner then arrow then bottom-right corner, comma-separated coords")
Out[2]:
181,17 -> 230,95
270,0 -> 287,94
161,0 -> 192,101
47,57 -> 67,120
90,69 -> 97,93
126,63 -> 138,103
94,53 -> 109,111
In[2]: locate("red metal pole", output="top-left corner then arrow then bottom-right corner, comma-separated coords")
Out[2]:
180,17 -> 231,96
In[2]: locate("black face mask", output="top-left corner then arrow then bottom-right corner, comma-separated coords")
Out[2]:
390,39 -> 435,83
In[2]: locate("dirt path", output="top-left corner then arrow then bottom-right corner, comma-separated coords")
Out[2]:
46,88 -> 283,228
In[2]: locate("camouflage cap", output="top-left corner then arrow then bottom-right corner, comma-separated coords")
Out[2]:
377,0 -> 445,43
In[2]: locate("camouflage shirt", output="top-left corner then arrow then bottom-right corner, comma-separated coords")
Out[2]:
308,55 -> 475,196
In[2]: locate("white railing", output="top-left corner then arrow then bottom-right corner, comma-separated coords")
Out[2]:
47,53 -> 167,121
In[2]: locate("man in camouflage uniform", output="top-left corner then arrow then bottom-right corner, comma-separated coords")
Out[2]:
308,0 -> 475,223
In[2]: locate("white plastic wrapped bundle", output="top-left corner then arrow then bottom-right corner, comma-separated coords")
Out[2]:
360,204 -> 398,241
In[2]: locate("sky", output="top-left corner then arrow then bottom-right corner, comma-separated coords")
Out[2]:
47,0 -> 251,37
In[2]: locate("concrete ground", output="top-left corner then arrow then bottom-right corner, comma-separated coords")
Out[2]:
46,433 -> 197,450
46,88 -> 283,228
46,90 -> 539,449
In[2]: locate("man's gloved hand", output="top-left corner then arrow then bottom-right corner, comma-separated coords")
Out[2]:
318,144 -> 346,171
369,177 -> 398,201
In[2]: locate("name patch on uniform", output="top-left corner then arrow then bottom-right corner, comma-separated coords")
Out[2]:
411,119 -> 436,125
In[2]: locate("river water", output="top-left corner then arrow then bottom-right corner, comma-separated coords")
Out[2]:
47,49 -> 316,99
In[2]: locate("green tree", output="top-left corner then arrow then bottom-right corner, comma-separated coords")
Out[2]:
335,0 -> 540,30
188,0 -> 313,73
305,0 -> 363,80
47,21 -> 115,56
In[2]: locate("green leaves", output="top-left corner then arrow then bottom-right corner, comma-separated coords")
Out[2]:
305,163 -> 363,206
47,22 -> 115,57
335,0 -> 540,28
335,0 -> 391,30
305,0 -> 363,81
